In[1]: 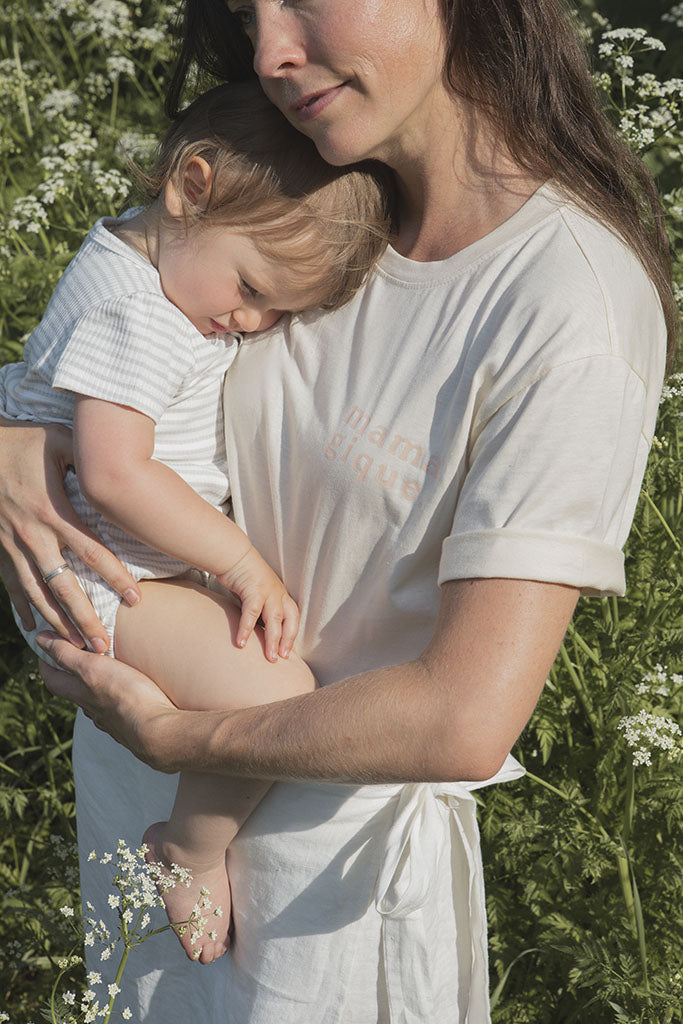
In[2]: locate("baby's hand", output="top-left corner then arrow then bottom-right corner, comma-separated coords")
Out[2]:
215,546 -> 299,662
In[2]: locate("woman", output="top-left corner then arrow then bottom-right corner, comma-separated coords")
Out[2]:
0,0 -> 673,1020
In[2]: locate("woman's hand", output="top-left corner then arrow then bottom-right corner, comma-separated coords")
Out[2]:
0,418 -> 140,649
38,632 -> 182,773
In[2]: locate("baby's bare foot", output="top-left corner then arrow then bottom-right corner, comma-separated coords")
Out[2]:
143,821 -> 231,964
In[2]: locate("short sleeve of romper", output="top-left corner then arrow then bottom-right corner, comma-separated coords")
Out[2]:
50,292 -> 197,423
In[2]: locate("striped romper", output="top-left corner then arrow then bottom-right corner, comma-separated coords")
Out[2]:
0,210 -> 239,656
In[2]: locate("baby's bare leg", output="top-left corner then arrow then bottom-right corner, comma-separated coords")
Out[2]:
115,578 -> 315,963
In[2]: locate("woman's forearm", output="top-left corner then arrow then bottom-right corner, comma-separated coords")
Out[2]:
41,577 -> 579,784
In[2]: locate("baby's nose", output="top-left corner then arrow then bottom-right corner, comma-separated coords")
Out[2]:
231,307 -> 261,333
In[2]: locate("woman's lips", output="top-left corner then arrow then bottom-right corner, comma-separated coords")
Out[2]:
292,83 -> 347,122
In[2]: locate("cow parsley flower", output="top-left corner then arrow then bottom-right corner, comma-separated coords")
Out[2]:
618,710 -> 682,766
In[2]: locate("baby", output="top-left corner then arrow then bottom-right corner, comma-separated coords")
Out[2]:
1,81 -> 391,962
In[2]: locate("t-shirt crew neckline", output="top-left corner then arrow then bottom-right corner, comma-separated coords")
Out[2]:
378,183 -> 563,285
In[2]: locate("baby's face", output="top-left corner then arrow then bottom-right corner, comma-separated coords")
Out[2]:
158,225 -> 310,335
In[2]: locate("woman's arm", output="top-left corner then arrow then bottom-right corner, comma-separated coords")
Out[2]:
39,576 -> 579,783
0,417 -> 141,650
74,397 -> 299,657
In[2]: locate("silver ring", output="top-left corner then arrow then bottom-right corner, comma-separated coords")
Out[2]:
42,563 -> 71,584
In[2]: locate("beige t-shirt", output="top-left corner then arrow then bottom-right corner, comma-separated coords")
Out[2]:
224,185 -> 666,685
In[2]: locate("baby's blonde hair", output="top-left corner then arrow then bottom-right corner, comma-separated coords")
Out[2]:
136,81 -> 393,311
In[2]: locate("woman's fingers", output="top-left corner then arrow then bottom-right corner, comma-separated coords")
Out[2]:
0,419 -> 141,642
37,633 -> 179,770
39,654 -> 95,710
4,498 -> 140,649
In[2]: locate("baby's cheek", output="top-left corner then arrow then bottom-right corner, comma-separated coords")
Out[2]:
259,310 -> 284,331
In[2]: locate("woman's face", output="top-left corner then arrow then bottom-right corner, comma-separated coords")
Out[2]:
226,0 -> 451,167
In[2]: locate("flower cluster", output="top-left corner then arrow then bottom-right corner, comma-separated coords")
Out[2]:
635,663 -> 683,697
593,22 -> 683,154
662,2 -> 683,29
660,372 -> 683,403
617,709 -> 681,767
34,839 -> 219,1022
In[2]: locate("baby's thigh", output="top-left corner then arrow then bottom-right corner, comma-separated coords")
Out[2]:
114,578 -> 315,712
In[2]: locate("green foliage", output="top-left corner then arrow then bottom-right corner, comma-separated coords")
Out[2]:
483,391 -> 683,1023
0,0 -> 682,1022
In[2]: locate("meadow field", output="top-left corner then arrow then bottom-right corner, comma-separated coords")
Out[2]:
0,0 -> 681,1021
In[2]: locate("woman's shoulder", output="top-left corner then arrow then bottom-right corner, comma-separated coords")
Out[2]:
471,187 -> 667,386
521,188 -> 665,349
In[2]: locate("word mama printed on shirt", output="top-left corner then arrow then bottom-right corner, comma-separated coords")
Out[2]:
324,406 -> 441,503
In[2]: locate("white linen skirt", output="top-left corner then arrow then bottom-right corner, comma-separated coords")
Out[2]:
73,710 -> 523,1023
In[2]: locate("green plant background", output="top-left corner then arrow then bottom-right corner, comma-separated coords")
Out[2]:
0,1 -> 681,1021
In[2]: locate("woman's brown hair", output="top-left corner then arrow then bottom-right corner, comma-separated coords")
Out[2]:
166,0 -> 677,362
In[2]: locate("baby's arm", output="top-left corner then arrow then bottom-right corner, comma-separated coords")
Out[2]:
73,396 -> 297,660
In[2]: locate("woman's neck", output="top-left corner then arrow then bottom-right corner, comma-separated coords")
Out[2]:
389,98 -> 542,262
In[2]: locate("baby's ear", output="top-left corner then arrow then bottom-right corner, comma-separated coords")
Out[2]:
164,156 -> 213,217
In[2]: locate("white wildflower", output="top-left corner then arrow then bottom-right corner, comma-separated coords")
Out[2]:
107,983 -> 120,998
60,905 -> 75,917
602,27 -> 648,42
618,709 -> 682,767
87,970 -> 102,985
62,991 -> 76,1006
663,3 -> 683,29
39,87 -> 80,119
106,54 -> 135,80
9,195 -> 49,233
135,26 -> 165,48
615,54 -> 635,71
72,0 -> 131,42
108,894 -> 120,909
116,130 -> 158,161
122,1010 -> 133,1020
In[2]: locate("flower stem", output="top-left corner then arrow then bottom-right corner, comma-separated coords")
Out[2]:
102,943 -> 131,1024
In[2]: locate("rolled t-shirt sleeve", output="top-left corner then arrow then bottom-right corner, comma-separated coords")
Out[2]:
50,293 -> 195,422
439,355 -> 653,596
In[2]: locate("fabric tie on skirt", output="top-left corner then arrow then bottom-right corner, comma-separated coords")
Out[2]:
374,754 -> 524,1024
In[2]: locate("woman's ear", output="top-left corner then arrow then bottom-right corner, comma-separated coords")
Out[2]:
163,156 -> 213,218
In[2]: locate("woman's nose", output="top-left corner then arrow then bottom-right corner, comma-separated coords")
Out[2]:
252,8 -> 306,79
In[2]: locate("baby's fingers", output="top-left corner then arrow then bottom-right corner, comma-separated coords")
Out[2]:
235,597 -> 263,652
278,594 -> 300,659
261,595 -> 285,664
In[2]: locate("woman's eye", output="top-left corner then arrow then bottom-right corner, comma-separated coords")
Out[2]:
227,6 -> 255,30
